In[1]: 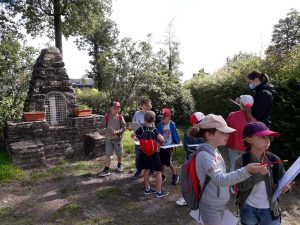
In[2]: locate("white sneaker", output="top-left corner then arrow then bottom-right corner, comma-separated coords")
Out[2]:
176,197 -> 187,206
117,164 -> 124,172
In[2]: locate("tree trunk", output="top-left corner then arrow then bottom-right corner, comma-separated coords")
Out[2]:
53,0 -> 63,55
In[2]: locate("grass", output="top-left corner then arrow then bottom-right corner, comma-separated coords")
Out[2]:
0,150 -> 28,183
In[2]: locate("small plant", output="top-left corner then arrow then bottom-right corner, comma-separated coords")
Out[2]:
75,104 -> 91,111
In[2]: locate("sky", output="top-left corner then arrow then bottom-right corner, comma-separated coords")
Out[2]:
29,0 -> 300,81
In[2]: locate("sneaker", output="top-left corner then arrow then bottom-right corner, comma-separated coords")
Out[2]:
172,175 -> 179,185
156,190 -> 169,198
144,188 -> 157,195
132,171 -> 141,179
117,163 -> 124,172
162,175 -> 166,183
176,197 -> 187,206
99,168 -> 110,177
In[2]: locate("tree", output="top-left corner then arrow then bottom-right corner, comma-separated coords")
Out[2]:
266,9 -> 300,57
77,18 -> 119,89
162,20 -> 182,77
1,0 -> 112,54
0,31 -> 37,132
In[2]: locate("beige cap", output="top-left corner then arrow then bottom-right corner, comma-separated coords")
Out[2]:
200,114 -> 236,133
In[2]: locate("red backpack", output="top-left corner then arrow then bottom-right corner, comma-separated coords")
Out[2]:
181,144 -> 214,210
139,127 -> 158,156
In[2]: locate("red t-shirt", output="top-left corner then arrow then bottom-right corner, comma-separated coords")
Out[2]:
226,110 -> 255,152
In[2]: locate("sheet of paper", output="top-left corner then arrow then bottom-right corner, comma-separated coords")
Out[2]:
159,143 -> 182,149
134,140 -> 140,145
100,128 -> 115,140
272,156 -> 300,202
187,144 -> 199,148
128,122 -> 141,132
190,209 -> 238,225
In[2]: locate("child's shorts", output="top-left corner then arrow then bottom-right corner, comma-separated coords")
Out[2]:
159,148 -> 174,166
140,152 -> 162,171
105,140 -> 123,157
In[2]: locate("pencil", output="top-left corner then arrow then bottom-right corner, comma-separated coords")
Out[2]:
262,160 -> 288,165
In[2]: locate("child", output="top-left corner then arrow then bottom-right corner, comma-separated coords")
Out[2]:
176,112 -> 205,206
226,95 -> 255,173
131,98 -> 152,179
190,114 -> 268,225
131,111 -> 169,198
157,108 -> 181,185
235,122 -> 293,225
99,101 -> 126,177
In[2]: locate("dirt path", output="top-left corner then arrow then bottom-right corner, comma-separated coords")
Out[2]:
0,149 -> 299,225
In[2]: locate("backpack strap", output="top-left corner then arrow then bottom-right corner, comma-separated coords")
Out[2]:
266,152 -> 279,185
105,114 -> 109,128
106,114 -> 122,128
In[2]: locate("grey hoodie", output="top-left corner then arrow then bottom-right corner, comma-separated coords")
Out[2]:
196,143 -> 251,209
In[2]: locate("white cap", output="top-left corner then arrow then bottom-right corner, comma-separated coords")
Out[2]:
240,95 -> 254,108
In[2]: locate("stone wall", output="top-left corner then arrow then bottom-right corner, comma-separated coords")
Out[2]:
6,115 -> 106,169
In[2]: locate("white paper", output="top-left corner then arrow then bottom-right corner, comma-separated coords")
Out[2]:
190,209 -> 238,225
134,140 -> 140,145
187,144 -> 199,148
272,156 -> 300,202
128,122 -> 141,132
159,143 -> 182,149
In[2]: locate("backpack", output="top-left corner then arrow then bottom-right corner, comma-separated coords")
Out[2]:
181,145 -> 214,210
139,127 -> 158,156
105,114 -> 122,128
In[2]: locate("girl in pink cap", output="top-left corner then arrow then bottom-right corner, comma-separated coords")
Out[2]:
235,121 -> 293,225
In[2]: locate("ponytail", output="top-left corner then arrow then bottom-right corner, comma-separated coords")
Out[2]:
247,71 -> 269,84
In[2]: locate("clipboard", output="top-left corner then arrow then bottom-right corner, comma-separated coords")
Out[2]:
272,155 -> 300,202
160,143 -> 182,149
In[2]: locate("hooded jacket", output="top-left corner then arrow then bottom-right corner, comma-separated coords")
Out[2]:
252,83 -> 275,127
195,143 -> 251,209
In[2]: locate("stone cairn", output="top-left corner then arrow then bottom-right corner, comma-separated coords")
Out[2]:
23,47 -> 76,115
5,47 -> 106,169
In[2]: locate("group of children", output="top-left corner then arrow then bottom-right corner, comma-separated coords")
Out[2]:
99,96 -> 294,225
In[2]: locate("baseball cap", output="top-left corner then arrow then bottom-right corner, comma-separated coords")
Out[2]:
240,95 -> 254,108
144,111 -> 156,122
110,101 -> 121,107
190,112 -> 205,125
200,114 -> 236,133
159,108 -> 171,118
243,122 -> 280,138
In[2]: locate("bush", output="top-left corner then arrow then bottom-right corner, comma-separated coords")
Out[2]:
75,88 -> 109,114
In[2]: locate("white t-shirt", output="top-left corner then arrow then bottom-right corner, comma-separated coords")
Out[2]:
246,181 -> 270,209
163,122 -> 173,145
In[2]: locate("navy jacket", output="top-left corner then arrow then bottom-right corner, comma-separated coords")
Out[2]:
252,83 -> 275,127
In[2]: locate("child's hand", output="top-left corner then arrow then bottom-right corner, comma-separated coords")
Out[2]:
246,163 -> 268,175
282,181 -> 295,193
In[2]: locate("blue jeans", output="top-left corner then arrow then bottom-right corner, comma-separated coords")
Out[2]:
135,145 -> 142,172
240,203 -> 280,225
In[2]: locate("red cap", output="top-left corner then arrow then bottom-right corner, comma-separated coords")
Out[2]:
160,108 -> 171,118
189,112 -> 205,125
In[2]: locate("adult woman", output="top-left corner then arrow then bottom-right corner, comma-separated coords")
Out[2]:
247,71 -> 275,127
